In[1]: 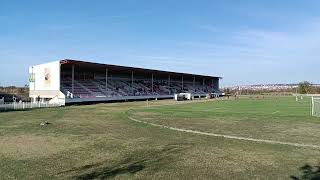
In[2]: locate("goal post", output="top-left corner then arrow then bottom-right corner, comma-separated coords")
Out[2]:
311,97 -> 320,117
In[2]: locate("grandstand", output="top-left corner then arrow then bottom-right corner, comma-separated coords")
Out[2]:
29,59 -> 221,104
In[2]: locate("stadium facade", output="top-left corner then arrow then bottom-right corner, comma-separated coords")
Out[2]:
29,59 -> 221,105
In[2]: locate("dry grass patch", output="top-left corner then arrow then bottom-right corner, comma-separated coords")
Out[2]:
0,135 -> 85,159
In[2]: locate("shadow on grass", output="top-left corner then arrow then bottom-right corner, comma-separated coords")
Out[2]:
59,143 -> 188,179
291,164 -> 320,180
0,106 -> 65,114
75,162 -> 144,180
0,108 -> 34,113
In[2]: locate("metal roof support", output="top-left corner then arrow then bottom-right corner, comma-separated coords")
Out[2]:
202,78 -> 205,92
212,79 -> 214,92
193,76 -> 195,92
131,71 -> 134,95
151,73 -> 154,93
105,68 -> 108,93
182,75 -> 184,91
72,64 -> 74,94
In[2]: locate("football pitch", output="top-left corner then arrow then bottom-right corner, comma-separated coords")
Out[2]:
0,96 -> 319,179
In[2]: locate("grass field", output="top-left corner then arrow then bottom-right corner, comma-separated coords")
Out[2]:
0,96 -> 319,179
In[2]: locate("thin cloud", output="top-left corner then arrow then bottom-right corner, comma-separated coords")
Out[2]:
182,19 -> 320,65
198,25 -> 218,32
44,24 -> 74,31
132,55 -> 204,66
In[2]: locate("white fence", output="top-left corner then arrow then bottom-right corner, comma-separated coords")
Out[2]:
0,102 -> 61,111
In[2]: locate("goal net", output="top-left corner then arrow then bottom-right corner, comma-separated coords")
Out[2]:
311,97 -> 320,117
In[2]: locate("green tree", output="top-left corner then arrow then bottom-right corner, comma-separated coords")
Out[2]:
298,81 -> 311,94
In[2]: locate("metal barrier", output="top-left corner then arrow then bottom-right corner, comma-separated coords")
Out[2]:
0,102 -> 61,111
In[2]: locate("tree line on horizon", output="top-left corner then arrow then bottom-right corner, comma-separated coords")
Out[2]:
223,81 -> 320,95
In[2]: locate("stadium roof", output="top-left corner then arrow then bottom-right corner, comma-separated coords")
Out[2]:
60,59 -> 222,79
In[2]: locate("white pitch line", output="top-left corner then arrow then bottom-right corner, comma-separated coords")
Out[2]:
128,116 -> 320,149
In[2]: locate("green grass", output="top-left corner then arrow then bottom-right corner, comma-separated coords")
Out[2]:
0,96 -> 319,179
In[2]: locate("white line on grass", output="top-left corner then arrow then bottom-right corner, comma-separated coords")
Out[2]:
128,116 -> 320,149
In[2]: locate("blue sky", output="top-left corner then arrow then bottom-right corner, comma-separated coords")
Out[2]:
1,0 -> 319,87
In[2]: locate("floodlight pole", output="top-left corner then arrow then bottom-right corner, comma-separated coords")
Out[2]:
72,64 -> 74,94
